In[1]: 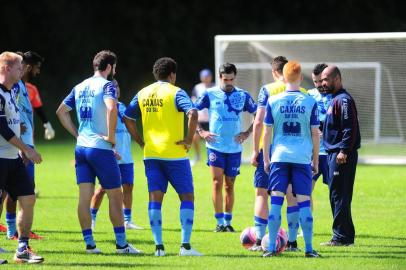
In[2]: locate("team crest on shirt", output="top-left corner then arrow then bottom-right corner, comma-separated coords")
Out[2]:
225,91 -> 245,115
209,152 -> 217,162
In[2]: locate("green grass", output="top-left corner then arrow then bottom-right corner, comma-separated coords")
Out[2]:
1,141 -> 405,269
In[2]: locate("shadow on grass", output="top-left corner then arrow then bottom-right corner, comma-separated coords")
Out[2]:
37,196 -> 77,200
43,262 -> 181,268
314,233 -> 406,241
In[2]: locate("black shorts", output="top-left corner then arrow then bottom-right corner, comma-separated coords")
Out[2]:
0,157 -> 35,201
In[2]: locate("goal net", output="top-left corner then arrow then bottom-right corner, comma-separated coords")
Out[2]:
214,33 -> 406,164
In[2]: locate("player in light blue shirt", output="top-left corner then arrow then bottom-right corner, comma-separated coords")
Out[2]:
262,61 -> 321,258
90,80 -> 143,231
307,63 -> 332,186
195,63 -> 257,232
56,50 -> 141,254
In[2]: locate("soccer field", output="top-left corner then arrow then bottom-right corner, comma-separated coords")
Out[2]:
1,141 -> 405,269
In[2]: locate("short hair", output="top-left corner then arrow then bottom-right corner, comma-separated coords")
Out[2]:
312,63 -> 328,76
283,61 -> 302,83
271,56 -> 288,73
330,66 -> 341,79
0,51 -> 23,69
152,57 -> 177,80
219,63 -> 237,76
23,51 -> 44,66
93,50 -> 117,71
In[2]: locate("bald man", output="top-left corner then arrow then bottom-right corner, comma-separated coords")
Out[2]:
320,66 -> 361,246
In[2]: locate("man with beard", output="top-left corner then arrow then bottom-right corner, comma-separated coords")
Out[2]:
195,63 -> 257,233
320,65 -> 361,247
22,51 -> 55,140
307,63 -> 331,188
56,50 -> 141,254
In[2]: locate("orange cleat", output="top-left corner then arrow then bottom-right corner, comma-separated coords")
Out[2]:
29,231 -> 43,240
0,224 -> 7,233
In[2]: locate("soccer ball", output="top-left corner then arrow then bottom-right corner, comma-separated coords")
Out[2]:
261,228 -> 288,253
240,227 -> 257,249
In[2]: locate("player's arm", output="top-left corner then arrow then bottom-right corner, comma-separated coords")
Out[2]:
103,82 -> 118,145
56,89 -> 78,138
28,84 -> 55,140
123,94 -> 144,148
251,86 -> 268,166
310,102 -> 320,174
235,92 -> 257,144
174,90 -> 198,150
262,101 -> 274,174
337,97 -> 357,164
194,90 -> 217,142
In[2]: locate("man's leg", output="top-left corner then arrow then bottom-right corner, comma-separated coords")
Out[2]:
78,183 -> 97,249
223,176 -> 235,230
267,193 -> 284,254
104,187 -> 128,248
286,184 -> 300,249
5,195 -> 17,239
253,187 -> 268,245
149,191 -> 164,253
211,166 -> 225,229
90,187 -> 105,229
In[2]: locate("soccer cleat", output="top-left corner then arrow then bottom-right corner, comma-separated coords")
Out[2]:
7,233 -> 18,240
305,250 -> 321,258
125,221 -> 143,230
86,245 -> 102,254
263,251 -> 278,257
224,225 -> 235,232
0,224 -> 7,233
214,225 -> 225,232
286,241 -> 301,252
155,245 -> 166,257
248,243 -> 263,251
0,259 -> 7,264
116,243 -> 142,254
29,231 -> 44,240
179,247 -> 203,256
320,240 -> 354,247
14,247 -> 44,264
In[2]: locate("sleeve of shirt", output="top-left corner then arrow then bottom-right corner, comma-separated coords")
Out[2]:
257,86 -> 269,107
0,94 -> 16,140
175,89 -> 195,114
103,81 -> 117,100
310,102 -> 319,127
243,92 -> 257,113
63,88 -> 76,110
124,94 -> 141,120
194,90 -> 210,110
27,84 -> 43,108
340,97 -> 358,151
263,101 -> 274,126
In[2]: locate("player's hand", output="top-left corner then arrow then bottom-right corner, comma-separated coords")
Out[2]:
113,149 -> 122,160
199,130 -> 218,143
20,123 -> 27,135
235,131 -> 250,144
311,160 -> 319,176
176,139 -> 192,152
336,152 -> 347,165
264,160 -> 271,174
101,135 -> 116,146
250,151 -> 259,167
24,147 -> 42,164
44,122 -> 55,140
19,150 -> 30,166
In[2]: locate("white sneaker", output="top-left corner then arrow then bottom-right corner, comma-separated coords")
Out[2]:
116,243 -> 142,254
125,221 -> 143,230
86,246 -> 102,254
0,247 -> 7,253
179,247 -> 203,256
155,249 -> 166,256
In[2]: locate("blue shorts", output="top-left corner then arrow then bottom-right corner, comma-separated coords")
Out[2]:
253,150 -> 270,189
269,162 -> 312,196
75,146 -> 121,189
144,159 -> 194,194
313,155 -> 329,184
207,148 -> 241,177
119,163 -> 134,185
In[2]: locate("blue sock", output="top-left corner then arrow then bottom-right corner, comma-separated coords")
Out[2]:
90,208 -> 98,222
214,213 -> 224,225
123,208 -> 132,223
286,206 -> 300,242
6,212 -> 16,238
268,196 -> 284,252
82,229 -> 96,247
148,202 -> 163,245
180,201 -> 194,244
298,200 -> 313,253
18,237 -> 29,252
224,212 -> 232,226
254,216 -> 268,241
114,226 -> 127,247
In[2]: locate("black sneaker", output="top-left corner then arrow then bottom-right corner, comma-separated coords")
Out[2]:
224,225 -> 235,232
305,250 -> 321,258
0,259 -> 7,264
286,241 -> 301,252
263,251 -> 278,257
214,225 -> 225,232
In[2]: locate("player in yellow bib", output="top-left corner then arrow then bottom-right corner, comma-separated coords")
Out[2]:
124,57 -> 202,257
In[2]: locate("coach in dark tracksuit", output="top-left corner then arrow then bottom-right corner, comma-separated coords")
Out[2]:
320,66 -> 361,246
